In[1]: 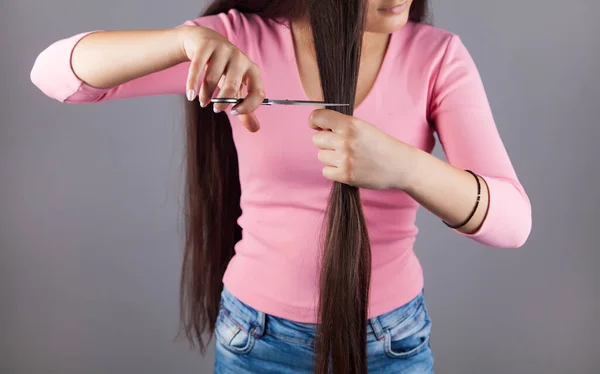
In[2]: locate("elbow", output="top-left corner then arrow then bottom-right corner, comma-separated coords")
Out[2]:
30,48 -> 68,103
509,184 -> 532,248
474,207 -> 531,249
30,52 -> 49,97
507,210 -> 532,248
29,34 -> 95,103
500,193 -> 532,249
469,176 -> 532,249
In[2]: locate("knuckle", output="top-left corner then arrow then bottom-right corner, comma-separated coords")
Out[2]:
216,75 -> 227,89
187,62 -> 199,75
337,122 -> 349,136
344,129 -> 357,144
204,73 -> 221,86
317,149 -> 325,161
254,87 -> 266,99
222,81 -> 240,93
346,119 -> 359,134
312,133 -> 319,144
248,61 -> 260,74
229,49 -> 246,65
340,138 -> 354,153
187,67 -> 199,79
229,45 -> 243,56
308,110 -> 320,124
204,38 -> 220,50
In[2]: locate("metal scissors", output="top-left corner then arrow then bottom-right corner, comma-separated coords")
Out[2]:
211,98 -> 349,107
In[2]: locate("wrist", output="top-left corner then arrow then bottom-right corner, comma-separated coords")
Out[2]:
171,26 -> 193,64
390,142 -> 423,192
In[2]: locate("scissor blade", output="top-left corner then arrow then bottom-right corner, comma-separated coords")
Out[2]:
267,100 -> 349,107
209,98 -> 349,107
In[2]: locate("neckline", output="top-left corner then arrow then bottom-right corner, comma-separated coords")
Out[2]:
279,19 -> 398,113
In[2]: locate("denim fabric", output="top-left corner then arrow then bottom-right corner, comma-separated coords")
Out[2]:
214,287 -> 434,373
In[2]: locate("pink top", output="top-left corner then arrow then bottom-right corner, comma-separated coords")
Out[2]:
30,9 -> 531,323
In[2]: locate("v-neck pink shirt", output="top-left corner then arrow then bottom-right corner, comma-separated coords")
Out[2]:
31,9 -> 531,323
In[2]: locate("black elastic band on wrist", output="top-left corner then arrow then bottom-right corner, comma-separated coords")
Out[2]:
443,170 -> 481,229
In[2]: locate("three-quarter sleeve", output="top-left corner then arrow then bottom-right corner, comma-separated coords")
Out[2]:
30,10 -> 242,103
429,35 -> 532,248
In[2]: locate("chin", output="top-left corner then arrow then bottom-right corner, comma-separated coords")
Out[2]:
365,15 -> 410,34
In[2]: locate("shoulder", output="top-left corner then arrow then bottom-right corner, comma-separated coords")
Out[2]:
391,21 -> 475,75
404,21 -> 455,43
396,21 -> 466,58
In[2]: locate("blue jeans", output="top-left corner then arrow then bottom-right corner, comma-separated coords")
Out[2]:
214,287 -> 434,373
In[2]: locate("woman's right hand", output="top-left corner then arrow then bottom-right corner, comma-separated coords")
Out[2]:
179,25 -> 264,132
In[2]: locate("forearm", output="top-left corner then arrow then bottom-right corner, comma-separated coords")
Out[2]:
71,27 -> 187,88
398,147 -> 489,234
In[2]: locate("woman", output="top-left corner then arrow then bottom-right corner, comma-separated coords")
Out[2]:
30,0 -> 532,372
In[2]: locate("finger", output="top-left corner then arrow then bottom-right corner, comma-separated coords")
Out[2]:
213,57 -> 245,113
198,48 -> 230,107
186,46 -> 215,102
238,112 -> 261,133
322,166 -> 344,183
317,150 -> 341,167
232,64 -> 265,114
232,85 -> 260,132
312,130 -> 342,150
308,109 -> 348,131
211,75 -> 227,101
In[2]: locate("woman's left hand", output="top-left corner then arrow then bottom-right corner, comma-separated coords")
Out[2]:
309,109 -> 417,191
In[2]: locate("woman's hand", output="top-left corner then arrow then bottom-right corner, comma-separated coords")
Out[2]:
309,109 -> 417,190
178,26 -> 265,132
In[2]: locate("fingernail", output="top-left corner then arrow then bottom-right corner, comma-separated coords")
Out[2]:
213,106 -> 221,113
199,101 -> 207,108
230,109 -> 239,116
186,89 -> 195,101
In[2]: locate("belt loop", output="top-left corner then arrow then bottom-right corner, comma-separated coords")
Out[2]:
369,317 -> 384,340
252,310 -> 266,338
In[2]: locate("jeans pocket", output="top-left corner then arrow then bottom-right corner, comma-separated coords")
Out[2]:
214,302 -> 256,355
383,301 -> 432,359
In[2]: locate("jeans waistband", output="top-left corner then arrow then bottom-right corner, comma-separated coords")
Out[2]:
220,286 -> 267,338
368,289 -> 425,340
220,287 -> 425,341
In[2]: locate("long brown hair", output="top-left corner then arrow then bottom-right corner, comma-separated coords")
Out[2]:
179,1 -> 429,373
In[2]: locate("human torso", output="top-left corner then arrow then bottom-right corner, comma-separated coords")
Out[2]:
219,12 -> 450,323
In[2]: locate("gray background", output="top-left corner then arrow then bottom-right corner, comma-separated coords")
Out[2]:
1,0 -> 598,373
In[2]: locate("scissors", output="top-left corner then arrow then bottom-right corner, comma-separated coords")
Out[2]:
211,98 -> 349,107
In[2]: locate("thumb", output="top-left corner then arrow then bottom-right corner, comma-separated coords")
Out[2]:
238,112 -> 261,133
